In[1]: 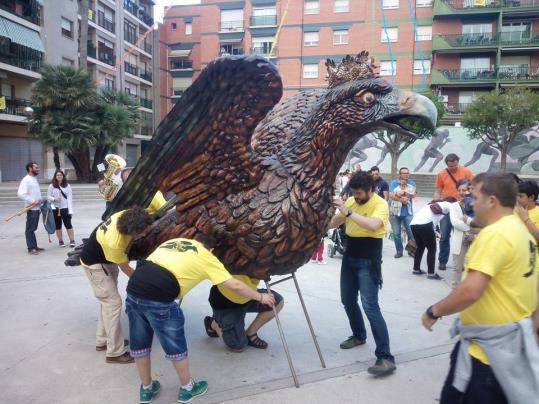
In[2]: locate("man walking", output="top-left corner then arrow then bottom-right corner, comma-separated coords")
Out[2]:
434,154 -> 473,270
422,173 -> 539,403
330,171 -> 396,376
17,162 -> 46,255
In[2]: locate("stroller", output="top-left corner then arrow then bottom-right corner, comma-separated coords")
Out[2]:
327,224 -> 347,258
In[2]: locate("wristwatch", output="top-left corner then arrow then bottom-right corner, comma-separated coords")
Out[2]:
426,305 -> 441,320
345,208 -> 353,217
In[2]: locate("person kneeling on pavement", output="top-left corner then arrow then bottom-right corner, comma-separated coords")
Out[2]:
204,274 -> 284,352
125,235 -> 275,404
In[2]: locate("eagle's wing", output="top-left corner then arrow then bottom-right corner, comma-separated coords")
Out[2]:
103,56 -> 282,219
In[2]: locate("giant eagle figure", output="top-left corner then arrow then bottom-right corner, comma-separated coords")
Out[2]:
105,52 -> 436,279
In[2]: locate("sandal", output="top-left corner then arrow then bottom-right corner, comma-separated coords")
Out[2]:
247,333 -> 268,349
204,316 -> 218,338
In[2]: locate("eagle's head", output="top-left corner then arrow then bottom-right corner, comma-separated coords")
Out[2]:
317,77 -> 437,139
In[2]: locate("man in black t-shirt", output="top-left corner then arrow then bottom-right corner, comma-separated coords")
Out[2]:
370,166 -> 389,201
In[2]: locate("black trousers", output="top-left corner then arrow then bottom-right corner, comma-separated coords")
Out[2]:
54,208 -> 73,230
440,342 -> 507,404
411,222 -> 436,274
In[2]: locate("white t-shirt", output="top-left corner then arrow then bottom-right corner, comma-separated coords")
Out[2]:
17,175 -> 42,211
411,201 -> 452,227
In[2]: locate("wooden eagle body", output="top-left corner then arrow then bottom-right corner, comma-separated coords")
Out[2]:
106,54 -> 436,279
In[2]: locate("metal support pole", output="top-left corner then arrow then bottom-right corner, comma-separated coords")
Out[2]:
264,280 -> 300,388
292,273 -> 326,368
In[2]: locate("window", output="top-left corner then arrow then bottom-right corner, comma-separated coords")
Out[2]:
416,26 -> 432,41
303,63 -> 318,78
62,57 -> 74,66
252,36 -> 274,54
382,0 -> 399,9
413,59 -> 431,75
462,23 -> 492,35
334,0 -> 349,12
501,22 -> 531,42
61,17 -> 73,38
416,0 -> 433,6
124,81 -> 138,97
124,20 -> 137,44
220,9 -> 244,32
171,22 -> 177,30
381,27 -> 398,43
304,31 -> 319,46
97,4 -> 115,33
220,44 -> 244,56
333,29 -> 349,45
251,7 -> 277,26
104,77 -> 115,90
185,23 -> 192,35
379,60 -> 396,76
305,1 -> 319,14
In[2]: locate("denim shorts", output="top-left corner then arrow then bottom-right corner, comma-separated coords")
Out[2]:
125,293 -> 187,361
212,289 -> 283,350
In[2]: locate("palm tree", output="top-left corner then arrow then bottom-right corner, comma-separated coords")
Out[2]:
78,0 -> 89,70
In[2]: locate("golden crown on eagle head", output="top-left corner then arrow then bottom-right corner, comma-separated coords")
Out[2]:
325,51 -> 379,88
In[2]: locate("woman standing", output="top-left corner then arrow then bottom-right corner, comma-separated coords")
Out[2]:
410,199 -> 455,280
47,170 -> 75,247
449,180 -> 474,288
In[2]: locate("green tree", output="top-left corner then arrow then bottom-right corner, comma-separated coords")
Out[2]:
373,92 -> 445,177
28,65 -> 140,181
462,87 -> 539,172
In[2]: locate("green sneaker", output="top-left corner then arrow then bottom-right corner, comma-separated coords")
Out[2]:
178,380 -> 208,403
339,336 -> 366,349
367,358 -> 396,376
140,380 -> 161,404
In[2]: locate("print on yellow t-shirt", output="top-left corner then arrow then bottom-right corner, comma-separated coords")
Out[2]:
96,210 -> 132,264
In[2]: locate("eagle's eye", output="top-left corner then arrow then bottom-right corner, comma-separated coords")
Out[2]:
354,91 -> 375,105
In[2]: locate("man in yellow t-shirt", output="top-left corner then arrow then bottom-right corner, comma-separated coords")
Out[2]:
329,171 -> 395,377
516,180 -> 539,242
79,207 -> 154,364
125,235 -> 275,404
204,274 -> 284,352
421,173 -> 538,403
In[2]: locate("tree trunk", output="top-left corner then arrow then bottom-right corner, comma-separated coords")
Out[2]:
500,146 -> 508,173
91,144 -> 110,180
66,148 -> 91,182
78,0 -> 89,70
390,150 -> 399,178
52,147 -> 61,170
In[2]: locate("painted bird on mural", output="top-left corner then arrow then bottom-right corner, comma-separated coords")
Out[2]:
104,52 -> 436,279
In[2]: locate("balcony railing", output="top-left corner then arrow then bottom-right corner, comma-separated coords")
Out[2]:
445,102 -> 472,114
140,124 -> 152,136
143,41 -> 152,54
123,0 -> 138,16
438,0 -> 539,10
432,66 -> 539,83
0,0 -> 40,25
220,48 -> 244,56
99,51 -> 116,66
97,11 -> 115,33
87,44 -> 97,59
0,96 -> 31,116
251,46 -> 276,56
124,61 -> 138,75
140,70 -> 152,82
125,31 -> 137,45
250,15 -> 277,26
138,9 -> 154,26
434,32 -> 539,49
139,97 -> 152,109
220,20 -> 244,32
0,54 -> 41,72
170,59 -> 193,69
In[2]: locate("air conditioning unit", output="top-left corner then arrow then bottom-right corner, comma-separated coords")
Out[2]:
439,95 -> 449,103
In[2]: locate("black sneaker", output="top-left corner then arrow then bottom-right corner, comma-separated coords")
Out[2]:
339,336 -> 366,349
428,273 -> 444,280
394,253 -> 403,258
367,358 -> 396,376
439,263 -> 447,271
412,269 -> 426,275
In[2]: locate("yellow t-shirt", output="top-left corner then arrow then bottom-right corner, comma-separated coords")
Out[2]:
96,210 -> 131,264
528,206 -> 539,227
217,275 -> 259,304
340,194 -> 388,238
461,214 -> 538,364
147,238 -> 232,298
146,191 -> 167,215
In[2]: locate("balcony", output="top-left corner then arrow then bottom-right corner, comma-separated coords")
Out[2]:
125,31 -> 137,45
0,96 -> 31,116
140,124 -> 152,136
433,32 -> 539,51
444,102 -> 472,114
0,54 -> 41,72
139,70 -> 152,82
251,46 -> 276,56
431,66 -> 539,84
98,51 -> 116,66
139,97 -> 152,109
250,15 -> 277,27
0,0 -> 40,25
142,41 -> 152,54
123,0 -> 137,16
220,20 -> 244,32
97,11 -> 115,34
434,0 -> 539,16
170,59 -> 193,70
124,61 -> 138,75
220,48 -> 244,56
138,9 -> 153,26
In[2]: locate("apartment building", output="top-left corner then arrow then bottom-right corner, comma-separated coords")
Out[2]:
431,0 -> 539,119
0,0 -> 44,181
158,0 -> 435,119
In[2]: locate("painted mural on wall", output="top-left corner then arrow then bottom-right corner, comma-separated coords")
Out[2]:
344,124 -> 539,175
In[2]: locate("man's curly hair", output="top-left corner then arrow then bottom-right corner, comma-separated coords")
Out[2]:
117,207 -> 153,235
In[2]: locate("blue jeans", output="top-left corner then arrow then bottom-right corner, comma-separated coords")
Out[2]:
340,256 -> 394,361
439,214 -> 452,265
25,210 -> 40,249
125,294 -> 188,361
389,215 -> 413,254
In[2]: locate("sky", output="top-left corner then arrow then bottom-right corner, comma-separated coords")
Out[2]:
153,0 -> 201,22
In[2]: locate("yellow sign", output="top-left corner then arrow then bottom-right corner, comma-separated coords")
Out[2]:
88,9 -> 94,20
474,0 -> 486,5
0,96 -> 6,111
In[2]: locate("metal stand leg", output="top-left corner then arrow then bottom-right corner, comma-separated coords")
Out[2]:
264,280 -> 300,388
292,273 -> 326,368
